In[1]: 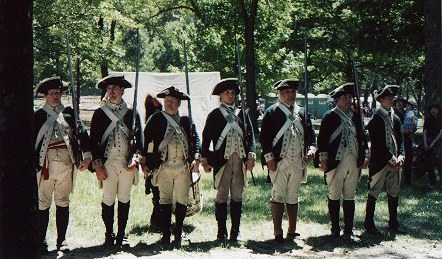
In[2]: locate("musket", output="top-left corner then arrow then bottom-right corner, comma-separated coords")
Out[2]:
349,51 -> 365,132
128,29 -> 141,164
66,33 -> 84,165
183,39 -> 197,200
303,37 -> 309,153
235,39 -> 256,186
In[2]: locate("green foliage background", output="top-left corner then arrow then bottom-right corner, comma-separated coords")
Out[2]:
33,0 -> 424,101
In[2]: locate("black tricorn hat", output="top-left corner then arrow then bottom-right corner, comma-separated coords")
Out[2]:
157,86 -> 190,100
212,78 -> 240,95
273,79 -> 299,90
329,82 -> 355,98
375,85 -> 400,101
96,75 -> 132,89
35,76 -> 68,94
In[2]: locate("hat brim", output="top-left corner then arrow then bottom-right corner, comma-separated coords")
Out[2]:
375,86 -> 399,101
35,77 -> 68,94
212,79 -> 240,95
157,92 -> 190,100
96,76 -> 132,89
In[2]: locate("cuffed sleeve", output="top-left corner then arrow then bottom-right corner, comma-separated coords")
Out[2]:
319,152 -> 328,161
92,159 -> 103,169
248,152 -> 256,160
264,152 -> 274,162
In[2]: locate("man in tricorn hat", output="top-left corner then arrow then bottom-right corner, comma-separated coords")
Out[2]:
364,85 -> 406,235
201,78 -> 256,243
317,82 -> 369,237
89,75 -> 143,247
34,76 -> 92,254
259,79 -> 316,243
142,86 -> 200,246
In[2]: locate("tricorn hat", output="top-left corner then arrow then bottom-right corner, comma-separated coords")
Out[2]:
212,78 -> 240,95
329,82 -> 355,98
157,86 -> 190,100
273,79 -> 299,91
35,76 -> 68,94
375,85 -> 400,101
96,75 -> 132,90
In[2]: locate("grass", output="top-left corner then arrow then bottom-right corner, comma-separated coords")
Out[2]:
43,162 -> 442,258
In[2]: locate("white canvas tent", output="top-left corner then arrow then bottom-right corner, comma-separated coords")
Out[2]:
110,71 -> 221,137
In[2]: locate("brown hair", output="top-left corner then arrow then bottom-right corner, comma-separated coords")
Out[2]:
144,93 -> 163,123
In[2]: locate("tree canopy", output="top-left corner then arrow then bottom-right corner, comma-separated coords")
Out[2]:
33,0 -> 424,105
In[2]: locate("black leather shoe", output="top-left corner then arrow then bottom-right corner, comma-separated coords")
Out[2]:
115,235 -> 130,248
286,232 -> 300,239
104,233 -> 115,247
56,240 -> 70,252
388,226 -> 407,235
365,226 -> 382,235
160,235 -> 170,245
274,234 -> 284,243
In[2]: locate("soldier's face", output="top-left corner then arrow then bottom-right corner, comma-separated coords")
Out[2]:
164,96 -> 181,115
279,88 -> 297,105
45,89 -> 62,107
220,90 -> 236,105
336,94 -> 353,111
379,95 -> 394,109
106,85 -> 124,104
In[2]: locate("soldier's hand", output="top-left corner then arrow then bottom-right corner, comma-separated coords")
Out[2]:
304,149 -> 315,161
126,161 -> 138,171
191,160 -> 201,172
202,163 -> 212,173
320,160 -> 328,172
78,158 -> 92,171
140,163 -> 150,174
246,158 -> 255,171
95,166 -> 107,181
267,159 -> 277,172
396,155 -> 405,169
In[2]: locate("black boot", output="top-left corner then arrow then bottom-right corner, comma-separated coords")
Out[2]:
150,187 -> 161,232
56,206 -> 70,252
328,199 -> 340,237
38,208 -> 50,255
215,202 -> 228,242
229,200 -> 242,242
173,202 -> 187,246
116,201 -> 130,247
364,195 -> 381,235
159,204 -> 172,244
343,200 -> 355,236
102,202 -> 115,246
388,194 -> 406,234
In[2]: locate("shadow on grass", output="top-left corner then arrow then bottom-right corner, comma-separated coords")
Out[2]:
246,239 -> 302,255
305,232 -> 396,252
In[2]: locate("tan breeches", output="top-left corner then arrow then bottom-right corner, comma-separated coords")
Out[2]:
326,154 -> 359,200
157,160 -> 191,205
269,159 -> 303,204
37,149 -> 73,210
215,153 -> 244,203
102,156 -> 134,206
369,164 -> 400,199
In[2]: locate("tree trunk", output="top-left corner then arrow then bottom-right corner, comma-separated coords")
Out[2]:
0,0 -> 39,257
424,0 -> 442,112
239,0 -> 258,131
